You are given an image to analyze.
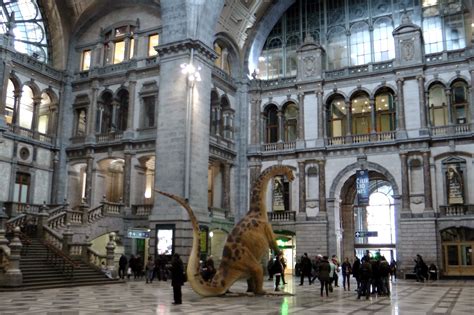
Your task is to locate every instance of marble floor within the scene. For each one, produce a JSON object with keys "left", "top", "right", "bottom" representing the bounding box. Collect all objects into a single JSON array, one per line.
[{"left": 0, "top": 277, "right": 473, "bottom": 315}]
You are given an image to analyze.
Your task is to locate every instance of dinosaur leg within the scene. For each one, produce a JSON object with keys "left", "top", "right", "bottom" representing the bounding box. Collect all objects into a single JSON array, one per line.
[
  {"left": 236, "top": 248, "right": 266, "bottom": 295},
  {"left": 246, "top": 278, "right": 255, "bottom": 292}
]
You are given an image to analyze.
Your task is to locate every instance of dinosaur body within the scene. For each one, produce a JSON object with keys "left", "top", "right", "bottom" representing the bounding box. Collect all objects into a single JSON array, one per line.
[{"left": 155, "top": 165, "right": 294, "bottom": 297}]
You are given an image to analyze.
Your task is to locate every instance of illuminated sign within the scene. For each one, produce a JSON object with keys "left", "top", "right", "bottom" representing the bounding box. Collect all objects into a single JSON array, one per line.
[{"left": 127, "top": 228, "right": 150, "bottom": 239}]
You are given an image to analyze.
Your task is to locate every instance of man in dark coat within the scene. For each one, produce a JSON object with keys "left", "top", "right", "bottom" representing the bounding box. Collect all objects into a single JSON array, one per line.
[
  {"left": 118, "top": 254, "right": 128, "bottom": 279},
  {"left": 358, "top": 257, "right": 372, "bottom": 300},
  {"left": 170, "top": 253, "right": 185, "bottom": 305},
  {"left": 318, "top": 256, "right": 331, "bottom": 297},
  {"left": 299, "top": 253, "right": 313, "bottom": 285}
]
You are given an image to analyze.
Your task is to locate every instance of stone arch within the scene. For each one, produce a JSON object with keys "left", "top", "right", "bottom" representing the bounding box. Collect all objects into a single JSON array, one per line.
[
  {"left": 323, "top": 91, "right": 348, "bottom": 105},
  {"left": 8, "top": 73, "right": 22, "bottom": 91},
  {"left": 214, "top": 32, "right": 242, "bottom": 77},
  {"left": 373, "top": 85, "right": 397, "bottom": 97},
  {"left": 263, "top": 102, "right": 279, "bottom": 112},
  {"left": 21, "top": 80, "right": 41, "bottom": 98},
  {"left": 40, "top": 88, "right": 59, "bottom": 104},
  {"left": 425, "top": 79, "right": 448, "bottom": 90},
  {"left": 448, "top": 75, "right": 470, "bottom": 87},
  {"left": 281, "top": 99, "right": 299, "bottom": 111},
  {"left": 348, "top": 88, "right": 371, "bottom": 100}
]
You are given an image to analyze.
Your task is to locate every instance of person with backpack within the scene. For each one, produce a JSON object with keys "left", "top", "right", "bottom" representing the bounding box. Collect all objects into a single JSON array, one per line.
[
  {"left": 357, "top": 256, "right": 372, "bottom": 300},
  {"left": 341, "top": 257, "right": 352, "bottom": 291},
  {"left": 379, "top": 256, "right": 391, "bottom": 295},
  {"left": 318, "top": 256, "right": 331, "bottom": 297}
]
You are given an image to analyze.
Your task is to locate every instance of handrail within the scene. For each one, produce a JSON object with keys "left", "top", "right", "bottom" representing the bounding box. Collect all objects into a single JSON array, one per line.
[
  {"left": 42, "top": 239, "right": 79, "bottom": 279},
  {"left": 86, "top": 247, "right": 107, "bottom": 268}
]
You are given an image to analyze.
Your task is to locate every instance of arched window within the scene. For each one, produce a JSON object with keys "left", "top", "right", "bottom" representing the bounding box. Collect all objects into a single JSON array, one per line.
[
  {"left": 351, "top": 93, "right": 371, "bottom": 135},
  {"left": 5, "top": 79, "right": 16, "bottom": 125},
  {"left": 451, "top": 81, "right": 469, "bottom": 124},
  {"left": 38, "top": 92, "right": 51, "bottom": 134},
  {"left": 285, "top": 35, "right": 299, "bottom": 77},
  {"left": 423, "top": 4, "right": 443, "bottom": 54},
  {"left": 327, "top": 26, "right": 348, "bottom": 70},
  {"left": 375, "top": 89, "right": 396, "bottom": 132},
  {"left": 265, "top": 38, "right": 283, "bottom": 79},
  {"left": 214, "top": 42, "right": 231, "bottom": 75},
  {"left": 428, "top": 84, "right": 448, "bottom": 126},
  {"left": 0, "top": 0, "right": 49, "bottom": 62},
  {"left": 265, "top": 105, "right": 279, "bottom": 143},
  {"left": 350, "top": 22, "right": 371, "bottom": 66},
  {"left": 220, "top": 96, "right": 234, "bottom": 140},
  {"left": 327, "top": 95, "right": 347, "bottom": 137},
  {"left": 97, "top": 92, "right": 113, "bottom": 133},
  {"left": 373, "top": 17, "right": 395, "bottom": 62},
  {"left": 19, "top": 85, "right": 34, "bottom": 129},
  {"left": 116, "top": 90, "right": 129, "bottom": 131},
  {"left": 13, "top": 172, "right": 30, "bottom": 203},
  {"left": 283, "top": 103, "right": 298, "bottom": 142},
  {"left": 102, "top": 25, "right": 136, "bottom": 65}
]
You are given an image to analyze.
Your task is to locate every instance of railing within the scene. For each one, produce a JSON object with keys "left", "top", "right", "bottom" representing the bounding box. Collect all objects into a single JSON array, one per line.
[
  {"left": 48, "top": 204, "right": 68, "bottom": 218},
  {"left": 259, "top": 76, "right": 297, "bottom": 89},
  {"left": 9, "top": 50, "right": 63, "bottom": 80},
  {"left": 375, "top": 131, "right": 397, "bottom": 141},
  {"left": 6, "top": 214, "right": 27, "bottom": 230},
  {"left": 212, "top": 66, "right": 235, "bottom": 85},
  {"left": 87, "top": 205, "right": 104, "bottom": 223},
  {"left": 131, "top": 204, "right": 153, "bottom": 216},
  {"left": 38, "top": 133, "right": 53, "bottom": 144},
  {"left": 70, "top": 135, "right": 86, "bottom": 144},
  {"left": 326, "top": 136, "right": 346, "bottom": 146},
  {"left": 43, "top": 239, "right": 78, "bottom": 279},
  {"left": 43, "top": 226, "right": 63, "bottom": 250},
  {"left": 431, "top": 124, "right": 471, "bottom": 136},
  {"left": 268, "top": 211, "right": 296, "bottom": 222},
  {"left": 47, "top": 212, "right": 67, "bottom": 229},
  {"left": 67, "top": 210, "right": 84, "bottom": 224},
  {"left": 103, "top": 201, "right": 123, "bottom": 215},
  {"left": 96, "top": 131, "right": 124, "bottom": 143},
  {"left": 97, "top": 59, "right": 137, "bottom": 75},
  {"left": 326, "top": 131, "right": 396, "bottom": 146},
  {"left": 3, "top": 202, "right": 43, "bottom": 217},
  {"left": 262, "top": 141, "right": 296, "bottom": 152},
  {"left": 352, "top": 134, "right": 370, "bottom": 143},
  {"left": 439, "top": 205, "right": 474, "bottom": 216},
  {"left": 87, "top": 247, "right": 107, "bottom": 267},
  {"left": 209, "top": 135, "right": 236, "bottom": 151}
]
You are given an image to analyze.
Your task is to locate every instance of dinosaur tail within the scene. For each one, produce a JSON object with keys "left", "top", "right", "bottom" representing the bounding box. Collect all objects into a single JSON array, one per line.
[{"left": 155, "top": 189, "right": 229, "bottom": 296}]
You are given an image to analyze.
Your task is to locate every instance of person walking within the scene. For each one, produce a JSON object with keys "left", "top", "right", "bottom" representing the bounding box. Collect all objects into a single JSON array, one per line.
[
  {"left": 341, "top": 257, "right": 352, "bottom": 291},
  {"left": 299, "top": 253, "right": 312, "bottom": 285},
  {"left": 311, "top": 255, "right": 322, "bottom": 284},
  {"left": 280, "top": 254, "right": 287, "bottom": 285},
  {"left": 352, "top": 256, "right": 361, "bottom": 291},
  {"left": 358, "top": 257, "right": 372, "bottom": 300},
  {"left": 318, "top": 256, "right": 331, "bottom": 297},
  {"left": 271, "top": 253, "right": 284, "bottom": 291},
  {"left": 331, "top": 255, "right": 340, "bottom": 287},
  {"left": 145, "top": 256, "right": 155, "bottom": 283},
  {"left": 170, "top": 253, "right": 185, "bottom": 305},
  {"left": 118, "top": 254, "right": 127, "bottom": 280}
]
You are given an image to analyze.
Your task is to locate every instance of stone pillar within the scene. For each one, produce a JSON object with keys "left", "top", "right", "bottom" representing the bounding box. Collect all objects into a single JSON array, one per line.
[
  {"left": 106, "top": 232, "right": 117, "bottom": 278},
  {"left": 277, "top": 110, "right": 284, "bottom": 142},
  {"left": 4, "top": 227, "right": 22, "bottom": 287},
  {"left": 470, "top": 70, "right": 474, "bottom": 124},
  {"left": 396, "top": 78, "right": 406, "bottom": 131},
  {"left": 346, "top": 101, "right": 352, "bottom": 136},
  {"left": 260, "top": 111, "right": 265, "bottom": 144},
  {"left": 31, "top": 96, "right": 42, "bottom": 137},
  {"left": 317, "top": 90, "right": 325, "bottom": 139},
  {"left": 298, "top": 161, "right": 306, "bottom": 213},
  {"left": 85, "top": 151, "right": 94, "bottom": 206},
  {"left": 445, "top": 89, "right": 453, "bottom": 125},
  {"left": 215, "top": 105, "right": 221, "bottom": 137},
  {"left": 12, "top": 91, "right": 21, "bottom": 127},
  {"left": 425, "top": 91, "right": 431, "bottom": 127},
  {"left": 422, "top": 151, "right": 433, "bottom": 212},
  {"left": 124, "top": 36, "right": 131, "bottom": 62},
  {"left": 123, "top": 149, "right": 132, "bottom": 207},
  {"left": 222, "top": 162, "right": 231, "bottom": 212},
  {"left": 125, "top": 74, "right": 136, "bottom": 138},
  {"left": 36, "top": 208, "right": 49, "bottom": 238},
  {"left": 62, "top": 224, "right": 73, "bottom": 255},
  {"left": 82, "top": 235, "right": 92, "bottom": 263},
  {"left": 111, "top": 100, "right": 119, "bottom": 132},
  {"left": 417, "top": 75, "right": 427, "bottom": 129},
  {"left": 86, "top": 80, "right": 99, "bottom": 141},
  {"left": 250, "top": 96, "right": 261, "bottom": 144},
  {"left": 400, "top": 153, "right": 410, "bottom": 213},
  {"left": 318, "top": 160, "right": 327, "bottom": 214},
  {"left": 297, "top": 92, "right": 305, "bottom": 140},
  {"left": 0, "top": 57, "right": 13, "bottom": 129},
  {"left": 370, "top": 98, "right": 376, "bottom": 133}
]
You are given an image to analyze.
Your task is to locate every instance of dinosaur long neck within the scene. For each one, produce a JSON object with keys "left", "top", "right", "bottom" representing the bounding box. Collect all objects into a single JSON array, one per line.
[
  {"left": 155, "top": 190, "right": 231, "bottom": 296},
  {"left": 249, "top": 171, "right": 273, "bottom": 216}
]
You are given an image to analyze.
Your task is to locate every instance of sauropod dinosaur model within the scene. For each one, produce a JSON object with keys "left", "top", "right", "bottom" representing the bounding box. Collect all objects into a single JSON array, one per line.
[{"left": 155, "top": 164, "right": 295, "bottom": 297}]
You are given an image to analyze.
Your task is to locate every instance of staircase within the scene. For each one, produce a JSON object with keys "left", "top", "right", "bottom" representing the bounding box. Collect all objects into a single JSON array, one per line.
[{"left": 12, "top": 237, "right": 121, "bottom": 290}]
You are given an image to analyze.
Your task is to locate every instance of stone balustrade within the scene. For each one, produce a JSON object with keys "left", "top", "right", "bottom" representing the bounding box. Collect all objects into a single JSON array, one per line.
[{"left": 268, "top": 211, "right": 296, "bottom": 222}]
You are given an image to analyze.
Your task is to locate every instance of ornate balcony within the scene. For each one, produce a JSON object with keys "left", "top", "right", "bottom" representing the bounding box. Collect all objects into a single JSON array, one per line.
[
  {"left": 262, "top": 141, "right": 296, "bottom": 152},
  {"left": 326, "top": 131, "right": 396, "bottom": 146},
  {"left": 431, "top": 124, "right": 471, "bottom": 137},
  {"left": 268, "top": 211, "right": 296, "bottom": 222},
  {"left": 439, "top": 205, "right": 474, "bottom": 217},
  {"left": 96, "top": 131, "right": 123, "bottom": 143}
]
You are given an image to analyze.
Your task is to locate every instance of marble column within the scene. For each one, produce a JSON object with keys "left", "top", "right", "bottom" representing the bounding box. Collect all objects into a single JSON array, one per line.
[
  {"left": 297, "top": 93, "right": 305, "bottom": 140},
  {"left": 298, "top": 161, "right": 306, "bottom": 213},
  {"left": 470, "top": 70, "right": 474, "bottom": 124},
  {"left": 417, "top": 75, "right": 427, "bottom": 129},
  {"left": 318, "top": 160, "right": 326, "bottom": 214},
  {"left": 425, "top": 91, "right": 431, "bottom": 127},
  {"left": 86, "top": 80, "right": 99, "bottom": 140},
  {"left": 346, "top": 101, "right": 352, "bottom": 136},
  {"left": 123, "top": 149, "right": 132, "bottom": 207},
  {"left": 422, "top": 151, "right": 433, "bottom": 211},
  {"left": 12, "top": 91, "right": 21, "bottom": 128},
  {"left": 400, "top": 153, "right": 410, "bottom": 212},
  {"left": 32, "top": 96, "right": 42, "bottom": 137},
  {"left": 215, "top": 105, "right": 221, "bottom": 137},
  {"left": 396, "top": 78, "right": 406, "bottom": 130},
  {"left": 260, "top": 111, "right": 265, "bottom": 144},
  {"left": 370, "top": 98, "right": 376, "bottom": 133},
  {"left": 445, "top": 89, "right": 453, "bottom": 125},
  {"left": 222, "top": 162, "right": 231, "bottom": 211},
  {"left": 125, "top": 75, "right": 136, "bottom": 137},
  {"left": 250, "top": 96, "right": 261, "bottom": 144},
  {"left": 317, "top": 90, "right": 325, "bottom": 139},
  {"left": 0, "top": 60, "right": 13, "bottom": 129},
  {"left": 277, "top": 110, "right": 284, "bottom": 142},
  {"left": 85, "top": 150, "right": 94, "bottom": 206}
]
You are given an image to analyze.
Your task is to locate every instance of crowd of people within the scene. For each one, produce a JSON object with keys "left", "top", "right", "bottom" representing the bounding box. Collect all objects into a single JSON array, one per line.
[{"left": 281, "top": 251, "right": 399, "bottom": 299}]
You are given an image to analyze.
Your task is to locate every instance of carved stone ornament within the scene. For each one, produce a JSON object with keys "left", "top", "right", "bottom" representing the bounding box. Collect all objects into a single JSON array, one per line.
[
  {"left": 303, "top": 56, "right": 316, "bottom": 77},
  {"left": 402, "top": 40, "right": 414, "bottom": 61}
]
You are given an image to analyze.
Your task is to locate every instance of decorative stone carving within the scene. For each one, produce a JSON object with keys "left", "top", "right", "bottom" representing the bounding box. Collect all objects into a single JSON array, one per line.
[
  {"left": 392, "top": 13, "right": 424, "bottom": 67},
  {"left": 296, "top": 35, "right": 325, "bottom": 82},
  {"left": 402, "top": 40, "right": 415, "bottom": 61}
]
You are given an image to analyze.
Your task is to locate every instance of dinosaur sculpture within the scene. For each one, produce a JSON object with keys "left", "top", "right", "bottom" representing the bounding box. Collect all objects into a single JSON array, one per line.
[{"left": 155, "top": 164, "right": 294, "bottom": 296}]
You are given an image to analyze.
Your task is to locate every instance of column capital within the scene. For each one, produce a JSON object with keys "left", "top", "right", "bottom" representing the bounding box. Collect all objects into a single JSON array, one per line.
[
  {"left": 156, "top": 39, "right": 218, "bottom": 63},
  {"left": 416, "top": 75, "right": 425, "bottom": 81}
]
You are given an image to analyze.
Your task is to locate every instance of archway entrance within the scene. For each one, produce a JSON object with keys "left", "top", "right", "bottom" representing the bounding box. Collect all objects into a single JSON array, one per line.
[{"left": 340, "top": 171, "right": 398, "bottom": 261}]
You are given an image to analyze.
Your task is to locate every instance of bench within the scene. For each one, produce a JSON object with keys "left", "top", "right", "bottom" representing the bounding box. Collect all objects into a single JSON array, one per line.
[{"left": 404, "top": 272, "right": 417, "bottom": 280}]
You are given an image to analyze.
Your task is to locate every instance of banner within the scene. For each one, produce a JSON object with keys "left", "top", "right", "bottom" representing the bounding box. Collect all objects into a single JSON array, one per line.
[{"left": 356, "top": 169, "right": 369, "bottom": 205}]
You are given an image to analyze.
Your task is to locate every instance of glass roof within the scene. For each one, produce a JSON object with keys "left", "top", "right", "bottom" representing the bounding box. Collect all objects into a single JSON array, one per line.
[{"left": 0, "top": 0, "right": 48, "bottom": 62}]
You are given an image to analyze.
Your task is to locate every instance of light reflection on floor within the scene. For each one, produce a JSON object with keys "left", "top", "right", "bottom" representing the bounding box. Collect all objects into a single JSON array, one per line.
[{"left": 0, "top": 277, "right": 473, "bottom": 314}]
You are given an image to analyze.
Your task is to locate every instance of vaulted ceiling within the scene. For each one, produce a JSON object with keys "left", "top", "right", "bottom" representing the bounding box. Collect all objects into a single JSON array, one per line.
[{"left": 40, "top": 0, "right": 277, "bottom": 68}]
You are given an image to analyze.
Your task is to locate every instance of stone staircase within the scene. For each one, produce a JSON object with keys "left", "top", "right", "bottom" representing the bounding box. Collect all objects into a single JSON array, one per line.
[{"left": 12, "top": 237, "right": 121, "bottom": 290}]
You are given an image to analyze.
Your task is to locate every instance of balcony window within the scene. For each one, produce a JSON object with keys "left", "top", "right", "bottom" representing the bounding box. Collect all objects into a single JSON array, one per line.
[
  {"left": 148, "top": 34, "right": 159, "bottom": 56},
  {"left": 283, "top": 103, "right": 298, "bottom": 142},
  {"left": 81, "top": 50, "right": 91, "bottom": 71},
  {"left": 142, "top": 96, "right": 155, "bottom": 128},
  {"left": 328, "top": 96, "right": 347, "bottom": 137},
  {"left": 113, "top": 40, "right": 126, "bottom": 64},
  {"left": 428, "top": 84, "right": 448, "bottom": 126},
  {"left": 265, "top": 105, "right": 279, "bottom": 143},
  {"left": 375, "top": 91, "right": 396, "bottom": 132},
  {"left": 19, "top": 85, "right": 34, "bottom": 129},
  {"left": 451, "top": 81, "right": 469, "bottom": 124},
  {"left": 5, "top": 79, "right": 16, "bottom": 125},
  {"left": 351, "top": 93, "right": 371, "bottom": 135}
]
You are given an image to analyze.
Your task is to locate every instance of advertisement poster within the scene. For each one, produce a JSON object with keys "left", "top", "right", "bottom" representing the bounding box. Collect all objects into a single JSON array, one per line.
[
  {"left": 356, "top": 169, "right": 369, "bottom": 205},
  {"left": 156, "top": 225, "right": 174, "bottom": 256}
]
